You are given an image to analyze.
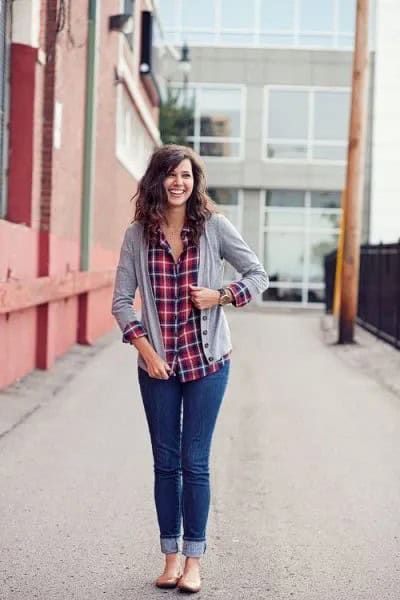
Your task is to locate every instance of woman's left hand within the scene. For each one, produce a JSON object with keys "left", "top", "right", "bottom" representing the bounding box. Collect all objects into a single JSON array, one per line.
[{"left": 189, "top": 285, "right": 220, "bottom": 310}]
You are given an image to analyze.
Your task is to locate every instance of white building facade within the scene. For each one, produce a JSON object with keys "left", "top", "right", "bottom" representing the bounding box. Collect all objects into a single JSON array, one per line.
[
  {"left": 156, "top": 0, "right": 392, "bottom": 305},
  {"left": 369, "top": 0, "right": 400, "bottom": 244}
]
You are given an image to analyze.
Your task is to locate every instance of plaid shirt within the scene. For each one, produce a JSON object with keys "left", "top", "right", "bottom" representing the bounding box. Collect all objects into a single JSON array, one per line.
[{"left": 123, "top": 224, "right": 251, "bottom": 382}]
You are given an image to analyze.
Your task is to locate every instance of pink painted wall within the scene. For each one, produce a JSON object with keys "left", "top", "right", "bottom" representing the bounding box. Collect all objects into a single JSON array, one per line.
[
  {"left": 0, "top": 221, "right": 39, "bottom": 388},
  {"left": 1, "top": 0, "right": 159, "bottom": 390}
]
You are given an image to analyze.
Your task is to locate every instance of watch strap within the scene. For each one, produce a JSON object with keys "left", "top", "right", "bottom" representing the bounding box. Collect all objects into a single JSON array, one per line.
[{"left": 218, "top": 287, "right": 231, "bottom": 306}]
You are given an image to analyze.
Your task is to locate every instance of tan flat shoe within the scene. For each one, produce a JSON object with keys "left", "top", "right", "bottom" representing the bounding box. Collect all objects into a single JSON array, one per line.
[
  {"left": 155, "top": 571, "right": 182, "bottom": 589},
  {"left": 177, "top": 574, "right": 202, "bottom": 594}
]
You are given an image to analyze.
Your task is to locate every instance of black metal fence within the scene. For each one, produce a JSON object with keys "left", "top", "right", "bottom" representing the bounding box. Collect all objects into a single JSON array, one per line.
[{"left": 324, "top": 242, "right": 400, "bottom": 349}]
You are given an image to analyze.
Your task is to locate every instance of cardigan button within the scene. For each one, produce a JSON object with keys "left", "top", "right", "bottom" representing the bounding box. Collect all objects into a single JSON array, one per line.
[
  {"left": 202, "top": 315, "right": 207, "bottom": 320},
  {"left": 205, "top": 343, "right": 209, "bottom": 348},
  {"left": 208, "top": 357, "right": 213, "bottom": 362},
  {"left": 203, "top": 330, "right": 208, "bottom": 335}
]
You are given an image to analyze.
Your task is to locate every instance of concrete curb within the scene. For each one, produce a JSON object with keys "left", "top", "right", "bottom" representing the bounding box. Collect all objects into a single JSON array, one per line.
[{"left": 321, "top": 314, "right": 400, "bottom": 400}]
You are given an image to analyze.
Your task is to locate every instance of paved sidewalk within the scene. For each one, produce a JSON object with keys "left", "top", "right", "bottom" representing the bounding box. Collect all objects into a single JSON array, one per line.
[{"left": 1, "top": 310, "right": 400, "bottom": 599}]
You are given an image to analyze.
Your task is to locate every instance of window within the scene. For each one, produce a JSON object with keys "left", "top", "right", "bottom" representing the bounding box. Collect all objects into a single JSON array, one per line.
[
  {"left": 155, "top": 0, "right": 357, "bottom": 49},
  {"left": 299, "top": 0, "right": 335, "bottom": 46},
  {"left": 208, "top": 188, "right": 242, "bottom": 228},
  {"left": 337, "top": 0, "right": 357, "bottom": 47},
  {"left": 262, "top": 190, "right": 342, "bottom": 304},
  {"left": 172, "top": 84, "right": 244, "bottom": 159},
  {"left": 156, "top": 0, "right": 176, "bottom": 30},
  {"left": 260, "top": 0, "right": 295, "bottom": 31},
  {"left": 182, "top": 0, "right": 214, "bottom": 29},
  {"left": 259, "top": 0, "right": 295, "bottom": 45},
  {"left": 116, "top": 87, "right": 155, "bottom": 179},
  {"left": 219, "top": 0, "right": 255, "bottom": 44},
  {"left": 208, "top": 188, "right": 243, "bottom": 283},
  {"left": 264, "top": 86, "right": 350, "bottom": 163}
]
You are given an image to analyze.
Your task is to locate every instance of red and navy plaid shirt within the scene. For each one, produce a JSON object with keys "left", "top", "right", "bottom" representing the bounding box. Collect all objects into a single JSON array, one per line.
[{"left": 123, "top": 224, "right": 251, "bottom": 382}]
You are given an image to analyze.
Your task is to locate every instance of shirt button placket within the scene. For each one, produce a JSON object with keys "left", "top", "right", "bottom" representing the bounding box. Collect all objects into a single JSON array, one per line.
[
  {"left": 201, "top": 312, "right": 211, "bottom": 361},
  {"left": 174, "top": 264, "right": 179, "bottom": 356}
]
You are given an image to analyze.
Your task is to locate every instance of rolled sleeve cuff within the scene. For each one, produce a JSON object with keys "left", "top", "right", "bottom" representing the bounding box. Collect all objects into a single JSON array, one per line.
[
  {"left": 227, "top": 281, "right": 252, "bottom": 308},
  {"left": 122, "top": 320, "right": 147, "bottom": 343}
]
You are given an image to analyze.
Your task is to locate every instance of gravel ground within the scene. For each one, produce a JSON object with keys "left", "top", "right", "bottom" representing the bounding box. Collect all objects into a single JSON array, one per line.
[{"left": 321, "top": 314, "right": 400, "bottom": 399}]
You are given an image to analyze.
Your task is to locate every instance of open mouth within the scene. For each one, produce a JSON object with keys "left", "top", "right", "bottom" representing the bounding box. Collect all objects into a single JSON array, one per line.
[{"left": 169, "top": 189, "right": 185, "bottom": 197}]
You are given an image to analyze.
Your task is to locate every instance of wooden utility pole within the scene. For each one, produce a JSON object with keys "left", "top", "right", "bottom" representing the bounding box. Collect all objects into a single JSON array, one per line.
[
  {"left": 333, "top": 190, "right": 346, "bottom": 317},
  {"left": 338, "top": 0, "right": 370, "bottom": 344}
]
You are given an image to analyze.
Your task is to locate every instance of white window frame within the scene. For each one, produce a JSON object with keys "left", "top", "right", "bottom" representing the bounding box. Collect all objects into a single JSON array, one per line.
[
  {"left": 171, "top": 82, "right": 246, "bottom": 161},
  {"left": 115, "top": 1, "right": 161, "bottom": 178},
  {"left": 209, "top": 187, "right": 244, "bottom": 231},
  {"left": 155, "top": 0, "right": 357, "bottom": 50},
  {"left": 115, "top": 85, "right": 155, "bottom": 180},
  {"left": 259, "top": 189, "right": 342, "bottom": 307},
  {"left": 262, "top": 85, "right": 350, "bottom": 166}
]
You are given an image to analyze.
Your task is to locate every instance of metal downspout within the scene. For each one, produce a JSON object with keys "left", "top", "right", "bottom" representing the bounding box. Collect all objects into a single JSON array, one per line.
[
  {"left": 80, "top": 0, "right": 99, "bottom": 271},
  {"left": 78, "top": 0, "right": 99, "bottom": 344}
]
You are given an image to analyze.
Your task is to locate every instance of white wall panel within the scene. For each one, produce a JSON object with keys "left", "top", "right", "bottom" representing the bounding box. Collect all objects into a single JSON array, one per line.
[
  {"left": 370, "top": 0, "right": 400, "bottom": 242},
  {"left": 12, "top": 0, "right": 40, "bottom": 47}
]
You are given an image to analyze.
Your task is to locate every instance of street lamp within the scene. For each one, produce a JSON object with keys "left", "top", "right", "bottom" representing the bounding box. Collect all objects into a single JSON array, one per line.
[
  {"left": 179, "top": 43, "right": 191, "bottom": 77},
  {"left": 178, "top": 43, "right": 191, "bottom": 106}
]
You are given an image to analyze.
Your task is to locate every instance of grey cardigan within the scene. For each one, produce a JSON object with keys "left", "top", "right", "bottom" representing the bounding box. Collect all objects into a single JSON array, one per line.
[{"left": 111, "top": 213, "right": 269, "bottom": 372}]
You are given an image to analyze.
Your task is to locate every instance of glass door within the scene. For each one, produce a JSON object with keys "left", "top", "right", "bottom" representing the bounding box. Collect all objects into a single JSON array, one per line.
[{"left": 262, "top": 190, "right": 341, "bottom": 305}]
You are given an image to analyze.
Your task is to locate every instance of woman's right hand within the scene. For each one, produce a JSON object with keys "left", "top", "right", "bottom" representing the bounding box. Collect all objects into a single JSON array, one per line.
[
  {"left": 129, "top": 335, "right": 171, "bottom": 379},
  {"left": 144, "top": 353, "right": 171, "bottom": 380}
]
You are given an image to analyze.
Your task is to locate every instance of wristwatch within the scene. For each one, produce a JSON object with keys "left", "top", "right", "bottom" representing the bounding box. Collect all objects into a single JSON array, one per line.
[{"left": 218, "top": 287, "right": 232, "bottom": 306}]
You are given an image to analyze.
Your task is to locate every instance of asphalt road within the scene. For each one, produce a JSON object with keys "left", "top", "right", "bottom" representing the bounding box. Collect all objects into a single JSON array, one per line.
[{"left": 1, "top": 311, "right": 400, "bottom": 599}]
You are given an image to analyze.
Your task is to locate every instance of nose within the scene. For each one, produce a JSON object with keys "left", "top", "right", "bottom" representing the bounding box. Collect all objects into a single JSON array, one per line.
[{"left": 175, "top": 174, "right": 184, "bottom": 186}]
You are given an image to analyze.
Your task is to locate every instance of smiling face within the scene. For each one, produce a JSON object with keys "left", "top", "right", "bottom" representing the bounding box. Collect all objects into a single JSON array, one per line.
[{"left": 163, "top": 158, "right": 194, "bottom": 209}]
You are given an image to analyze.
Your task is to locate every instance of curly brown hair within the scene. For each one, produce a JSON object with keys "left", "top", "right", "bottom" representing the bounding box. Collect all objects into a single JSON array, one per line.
[{"left": 133, "top": 144, "right": 216, "bottom": 244}]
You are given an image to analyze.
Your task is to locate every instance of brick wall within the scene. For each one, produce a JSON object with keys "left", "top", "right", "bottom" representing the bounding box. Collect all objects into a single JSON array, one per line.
[{"left": 1, "top": 0, "right": 161, "bottom": 388}]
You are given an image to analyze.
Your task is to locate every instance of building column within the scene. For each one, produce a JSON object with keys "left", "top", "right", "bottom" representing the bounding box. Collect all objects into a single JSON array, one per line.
[
  {"left": 36, "top": 0, "right": 58, "bottom": 369},
  {"left": 7, "top": 0, "right": 41, "bottom": 225}
]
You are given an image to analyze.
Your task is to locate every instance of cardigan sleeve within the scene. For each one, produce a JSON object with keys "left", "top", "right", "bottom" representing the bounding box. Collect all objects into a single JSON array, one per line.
[
  {"left": 111, "top": 227, "right": 148, "bottom": 340},
  {"left": 218, "top": 214, "right": 269, "bottom": 303}
]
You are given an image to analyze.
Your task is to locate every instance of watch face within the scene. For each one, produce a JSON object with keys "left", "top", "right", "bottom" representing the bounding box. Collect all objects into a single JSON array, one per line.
[
  {"left": 221, "top": 292, "right": 230, "bottom": 305},
  {"left": 218, "top": 288, "right": 230, "bottom": 306}
]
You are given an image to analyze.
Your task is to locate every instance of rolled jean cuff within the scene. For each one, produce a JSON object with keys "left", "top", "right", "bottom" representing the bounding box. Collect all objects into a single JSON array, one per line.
[
  {"left": 182, "top": 539, "right": 206, "bottom": 557},
  {"left": 160, "top": 536, "right": 180, "bottom": 554}
]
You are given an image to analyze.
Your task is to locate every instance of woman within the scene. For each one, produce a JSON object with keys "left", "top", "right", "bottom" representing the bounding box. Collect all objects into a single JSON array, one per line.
[{"left": 112, "top": 145, "right": 268, "bottom": 593}]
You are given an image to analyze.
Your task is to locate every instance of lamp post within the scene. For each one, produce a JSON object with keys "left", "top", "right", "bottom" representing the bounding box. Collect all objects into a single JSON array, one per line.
[
  {"left": 178, "top": 42, "right": 191, "bottom": 106},
  {"left": 158, "top": 42, "right": 192, "bottom": 146}
]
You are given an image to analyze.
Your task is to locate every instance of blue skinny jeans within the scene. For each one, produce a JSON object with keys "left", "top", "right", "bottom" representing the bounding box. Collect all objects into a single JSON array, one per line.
[{"left": 138, "top": 361, "right": 230, "bottom": 558}]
